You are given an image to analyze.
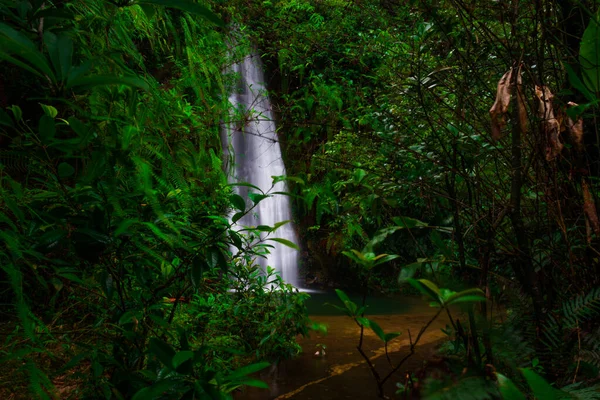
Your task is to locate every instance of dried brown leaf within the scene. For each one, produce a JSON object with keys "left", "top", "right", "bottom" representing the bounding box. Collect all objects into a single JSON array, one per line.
[
  {"left": 489, "top": 69, "right": 514, "bottom": 141},
  {"left": 516, "top": 66, "right": 528, "bottom": 134},
  {"left": 535, "top": 85, "right": 563, "bottom": 161},
  {"left": 566, "top": 101, "right": 584, "bottom": 153},
  {"left": 582, "top": 179, "right": 600, "bottom": 235}
]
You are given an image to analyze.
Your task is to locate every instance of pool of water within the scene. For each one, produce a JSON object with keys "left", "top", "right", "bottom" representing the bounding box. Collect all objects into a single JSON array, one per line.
[{"left": 233, "top": 292, "right": 453, "bottom": 399}]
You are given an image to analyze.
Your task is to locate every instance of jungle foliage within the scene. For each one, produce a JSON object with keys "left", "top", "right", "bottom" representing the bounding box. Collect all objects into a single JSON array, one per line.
[
  {"left": 3, "top": 0, "right": 600, "bottom": 399},
  {"left": 0, "top": 1, "right": 310, "bottom": 399},
  {"left": 238, "top": 0, "right": 600, "bottom": 398}
]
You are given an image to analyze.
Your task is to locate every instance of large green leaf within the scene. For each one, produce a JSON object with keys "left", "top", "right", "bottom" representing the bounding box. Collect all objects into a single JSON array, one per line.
[
  {"left": 580, "top": 13, "right": 600, "bottom": 93},
  {"left": 0, "top": 23, "right": 56, "bottom": 81},
  {"left": 230, "top": 194, "right": 246, "bottom": 212},
  {"left": 496, "top": 373, "right": 526, "bottom": 400},
  {"left": 137, "top": 0, "right": 224, "bottom": 26},
  {"left": 132, "top": 380, "right": 179, "bottom": 400},
  {"left": 565, "top": 63, "right": 596, "bottom": 102},
  {"left": 44, "top": 32, "right": 73, "bottom": 82},
  {"left": 520, "top": 368, "right": 565, "bottom": 400},
  {"left": 148, "top": 338, "right": 176, "bottom": 370},
  {"left": 172, "top": 351, "right": 194, "bottom": 369}
]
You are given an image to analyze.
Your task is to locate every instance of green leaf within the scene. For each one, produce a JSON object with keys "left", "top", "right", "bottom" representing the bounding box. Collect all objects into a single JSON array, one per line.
[
  {"left": 57, "top": 162, "right": 74, "bottom": 178},
  {"left": 354, "top": 168, "right": 366, "bottom": 183},
  {"left": 239, "top": 379, "right": 269, "bottom": 389},
  {"left": 9, "top": 105, "right": 22, "bottom": 122},
  {"left": 341, "top": 250, "right": 363, "bottom": 265},
  {"left": 408, "top": 279, "right": 441, "bottom": 303},
  {"left": 229, "top": 182, "right": 264, "bottom": 193},
  {"left": 384, "top": 332, "right": 401, "bottom": 342},
  {"left": 368, "top": 319, "right": 386, "bottom": 341},
  {"left": 230, "top": 194, "right": 246, "bottom": 212},
  {"left": 224, "top": 362, "right": 270, "bottom": 380},
  {"left": 232, "top": 211, "right": 244, "bottom": 223},
  {"left": 267, "top": 238, "right": 299, "bottom": 251},
  {"left": 132, "top": 380, "right": 178, "bottom": 400},
  {"left": 39, "top": 104, "right": 58, "bottom": 118},
  {"left": 248, "top": 192, "right": 270, "bottom": 204},
  {"left": 398, "top": 262, "right": 421, "bottom": 284},
  {"left": 0, "top": 23, "right": 56, "bottom": 81},
  {"left": 137, "top": 0, "right": 224, "bottom": 26},
  {"left": 520, "top": 368, "right": 562, "bottom": 400},
  {"left": 39, "top": 115, "right": 56, "bottom": 143},
  {"left": 334, "top": 289, "right": 357, "bottom": 315},
  {"left": 580, "top": 13, "right": 600, "bottom": 93},
  {"left": 496, "top": 373, "right": 526, "bottom": 400},
  {"left": 172, "top": 351, "right": 194, "bottom": 369},
  {"left": 392, "top": 216, "right": 428, "bottom": 229},
  {"left": 272, "top": 220, "right": 290, "bottom": 230},
  {"left": 44, "top": 32, "right": 73, "bottom": 82},
  {"left": 148, "top": 338, "right": 176, "bottom": 370},
  {"left": 373, "top": 254, "right": 400, "bottom": 266},
  {"left": 0, "top": 108, "right": 13, "bottom": 128},
  {"left": 191, "top": 257, "right": 205, "bottom": 288},
  {"left": 445, "top": 288, "right": 486, "bottom": 305},
  {"left": 565, "top": 63, "right": 596, "bottom": 102}
]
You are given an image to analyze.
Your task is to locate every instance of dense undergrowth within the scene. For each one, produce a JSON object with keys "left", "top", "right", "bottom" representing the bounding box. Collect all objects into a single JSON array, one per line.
[
  {"left": 0, "top": 1, "right": 310, "bottom": 399},
  {"left": 2, "top": 0, "right": 600, "bottom": 399}
]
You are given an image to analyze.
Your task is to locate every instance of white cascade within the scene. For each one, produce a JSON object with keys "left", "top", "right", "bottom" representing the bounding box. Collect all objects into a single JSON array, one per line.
[{"left": 223, "top": 52, "right": 299, "bottom": 287}]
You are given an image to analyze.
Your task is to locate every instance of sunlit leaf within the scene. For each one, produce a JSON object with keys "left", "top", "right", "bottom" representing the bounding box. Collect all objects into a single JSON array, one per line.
[
  {"left": 267, "top": 238, "right": 299, "bottom": 250},
  {"left": 408, "top": 279, "right": 441, "bottom": 304},
  {"left": 496, "top": 373, "right": 526, "bottom": 400},
  {"left": 368, "top": 319, "right": 386, "bottom": 341}
]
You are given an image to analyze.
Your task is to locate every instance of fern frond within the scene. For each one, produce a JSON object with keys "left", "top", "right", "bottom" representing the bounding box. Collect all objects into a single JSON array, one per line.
[
  {"left": 563, "top": 287, "right": 600, "bottom": 328},
  {"left": 561, "top": 382, "right": 600, "bottom": 399}
]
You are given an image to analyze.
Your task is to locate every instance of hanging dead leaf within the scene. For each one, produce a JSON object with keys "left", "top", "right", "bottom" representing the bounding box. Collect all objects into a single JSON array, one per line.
[
  {"left": 489, "top": 69, "right": 514, "bottom": 141},
  {"left": 582, "top": 179, "right": 600, "bottom": 235},
  {"left": 515, "top": 66, "right": 528, "bottom": 134},
  {"left": 535, "top": 85, "right": 562, "bottom": 161},
  {"left": 566, "top": 102, "right": 584, "bottom": 153}
]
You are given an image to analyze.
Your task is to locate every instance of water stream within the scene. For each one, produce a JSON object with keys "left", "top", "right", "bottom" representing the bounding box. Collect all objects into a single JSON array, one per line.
[{"left": 223, "top": 52, "right": 299, "bottom": 286}]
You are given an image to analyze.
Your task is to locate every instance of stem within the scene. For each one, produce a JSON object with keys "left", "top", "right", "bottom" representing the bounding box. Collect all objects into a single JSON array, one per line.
[{"left": 380, "top": 307, "right": 444, "bottom": 386}]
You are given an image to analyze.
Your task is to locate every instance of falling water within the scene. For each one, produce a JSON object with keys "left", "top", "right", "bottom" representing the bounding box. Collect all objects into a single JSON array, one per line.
[{"left": 222, "top": 52, "right": 299, "bottom": 287}]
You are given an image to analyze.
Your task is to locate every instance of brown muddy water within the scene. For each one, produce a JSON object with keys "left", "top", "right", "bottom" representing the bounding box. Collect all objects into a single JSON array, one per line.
[{"left": 234, "top": 293, "right": 458, "bottom": 400}]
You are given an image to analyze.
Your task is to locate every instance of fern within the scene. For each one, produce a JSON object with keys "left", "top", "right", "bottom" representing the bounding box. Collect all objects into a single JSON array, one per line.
[
  {"left": 561, "top": 382, "right": 600, "bottom": 399},
  {"left": 563, "top": 287, "right": 600, "bottom": 328}
]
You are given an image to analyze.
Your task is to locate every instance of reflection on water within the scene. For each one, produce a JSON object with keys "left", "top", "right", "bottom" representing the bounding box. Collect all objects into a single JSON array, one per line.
[{"left": 233, "top": 293, "right": 453, "bottom": 400}]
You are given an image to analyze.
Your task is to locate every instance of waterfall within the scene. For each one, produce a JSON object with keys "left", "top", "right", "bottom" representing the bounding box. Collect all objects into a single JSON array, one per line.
[{"left": 223, "top": 52, "right": 300, "bottom": 287}]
